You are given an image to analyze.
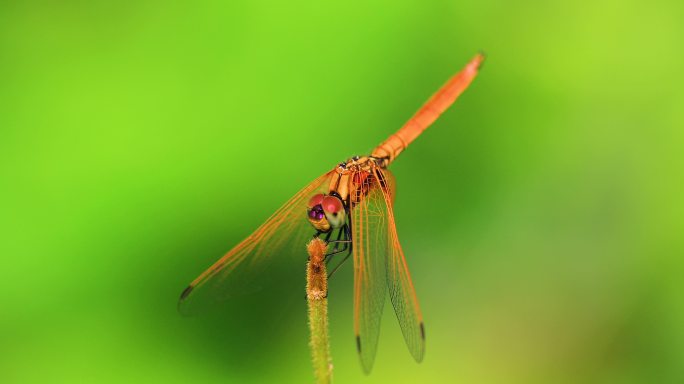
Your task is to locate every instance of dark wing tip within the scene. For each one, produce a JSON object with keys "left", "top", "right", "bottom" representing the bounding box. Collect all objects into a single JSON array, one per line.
[
  {"left": 177, "top": 285, "right": 194, "bottom": 315},
  {"left": 411, "top": 322, "right": 426, "bottom": 363},
  {"left": 180, "top": 285, "right": 194, "bottom": 300},
  {"left": 356, "top": 335, "right": 362, "bottom": 353},
  {"left": 356, "top": 334, "right": 375, "bottom": 375}
]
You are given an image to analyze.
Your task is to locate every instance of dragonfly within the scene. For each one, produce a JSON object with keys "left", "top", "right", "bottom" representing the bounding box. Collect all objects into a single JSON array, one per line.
[{"left": 179, "top": 53, "right": 484, "bottom": 373}]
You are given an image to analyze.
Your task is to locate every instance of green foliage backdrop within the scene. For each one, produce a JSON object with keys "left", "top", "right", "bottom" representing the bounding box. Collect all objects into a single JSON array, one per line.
[{"left": 1, "top": 1, "right": 682, "bottom": 383}]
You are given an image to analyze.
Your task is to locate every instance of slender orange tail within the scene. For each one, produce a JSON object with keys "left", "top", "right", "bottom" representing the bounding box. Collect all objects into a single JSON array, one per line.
[{"left": 372, "top": 53, "right": 485, "bottom": 165}]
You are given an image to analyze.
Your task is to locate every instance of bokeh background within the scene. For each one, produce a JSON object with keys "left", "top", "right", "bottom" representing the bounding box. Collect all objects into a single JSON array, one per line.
[{"left": 1, "top": 1, "right": 683, "bottom": 383}]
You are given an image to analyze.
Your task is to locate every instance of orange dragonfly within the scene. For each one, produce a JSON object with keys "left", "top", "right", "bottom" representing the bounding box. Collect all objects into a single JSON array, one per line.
[{"left": 179, "top": 53, "right": 484, "bottom": 373}]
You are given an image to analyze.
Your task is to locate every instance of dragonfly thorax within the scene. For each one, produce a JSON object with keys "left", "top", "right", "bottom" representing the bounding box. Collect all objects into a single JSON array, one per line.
[
  {"left": 337, "top": 155, "right": 386, "bottom": 173},
  {"left": 328, "top": 155, "right": 386, "bottom": 206}
]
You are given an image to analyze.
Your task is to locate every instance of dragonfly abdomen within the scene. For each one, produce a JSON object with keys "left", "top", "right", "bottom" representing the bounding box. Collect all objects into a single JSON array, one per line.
[{"left": 371, "top": 53, "right": 485, "bottom": 166}]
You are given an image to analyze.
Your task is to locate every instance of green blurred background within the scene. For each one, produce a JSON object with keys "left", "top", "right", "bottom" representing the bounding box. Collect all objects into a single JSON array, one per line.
[{"left": 1, "top": 1, "right": 683, "bottom": 383}]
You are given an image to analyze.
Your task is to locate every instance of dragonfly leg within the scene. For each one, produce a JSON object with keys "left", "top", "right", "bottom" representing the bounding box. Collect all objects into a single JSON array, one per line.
[
  {"left": 325, "top": 225, "right": 350, "bottom": 260},
  {"left": 327, "top": 250, "right": 352, "bottom": 279},
  {"left": 325, "top": 243, "right": 349, "bottom": 262},
  {"left": 324, "top": 247, "right": 348, "bottom": 260},
  {"left": 330, "top": 226, "right": 344, "bottom": 253},
  {"left": 325, "top": 223, "right": 353, "bottom": 278}
]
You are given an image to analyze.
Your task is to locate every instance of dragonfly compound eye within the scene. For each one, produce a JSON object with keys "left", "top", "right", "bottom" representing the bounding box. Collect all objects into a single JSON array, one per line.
[
  {"left": 308, "top": 205, "right": 325, "bottom": 221},
  {"left": 307, "top": 193, "right": 331, "bottom": 232},
  {"left": 308, "top": 193, "right": 325, "bottom": 208},
  {"left": 322, "top": 195, "right": 346, "bottom": 229}
]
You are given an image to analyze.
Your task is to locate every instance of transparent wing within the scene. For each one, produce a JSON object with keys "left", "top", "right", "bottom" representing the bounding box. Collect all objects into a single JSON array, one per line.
[
  {"left": 375, "top": 167, "right": 425, "bottom": 363},
  {"left": 178, "top": 171, "right": 334, "bottom": 315},
  {"left": 352, "top": 170, "right": 389, "bottom": 374}
]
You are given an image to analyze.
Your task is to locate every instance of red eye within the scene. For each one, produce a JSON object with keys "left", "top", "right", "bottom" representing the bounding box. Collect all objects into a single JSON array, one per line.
[
  {"left": 308, "top": 193, "right": 324, "bottom": 208},
  {"left": 322, "top": 196, "right": 343, "bottom": 214}
]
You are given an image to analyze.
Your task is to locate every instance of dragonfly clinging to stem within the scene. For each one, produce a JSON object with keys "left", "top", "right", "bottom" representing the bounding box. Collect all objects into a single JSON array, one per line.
[{"left": 179, "top": 53, "right": 484, "bottom": 373}]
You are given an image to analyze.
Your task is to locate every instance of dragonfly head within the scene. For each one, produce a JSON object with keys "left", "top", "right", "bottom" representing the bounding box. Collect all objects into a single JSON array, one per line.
[{"left": 307, "top": 193, "right": 346, "bottom": 232}]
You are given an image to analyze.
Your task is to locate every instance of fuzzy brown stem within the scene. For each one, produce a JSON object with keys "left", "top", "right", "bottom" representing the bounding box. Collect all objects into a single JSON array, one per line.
[{"left": 306, "top": 238, "right": 332, "bottom": 384}]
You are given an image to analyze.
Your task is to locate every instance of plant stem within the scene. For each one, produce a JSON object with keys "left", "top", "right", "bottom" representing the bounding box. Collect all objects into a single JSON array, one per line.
[{"left": 306, "top": 238, "right": 332, "bottom": 384}]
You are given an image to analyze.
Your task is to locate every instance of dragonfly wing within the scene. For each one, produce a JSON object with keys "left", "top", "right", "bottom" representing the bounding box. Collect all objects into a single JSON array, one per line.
[
  {"left": 178, "top": 171, "right": 334, "bottom": 315},
  {"left": 375, "top": 167, "right": 426, "bottom": 362},
  {"left": 352, "top": 171, "right": 389, "bottom": 374}
]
